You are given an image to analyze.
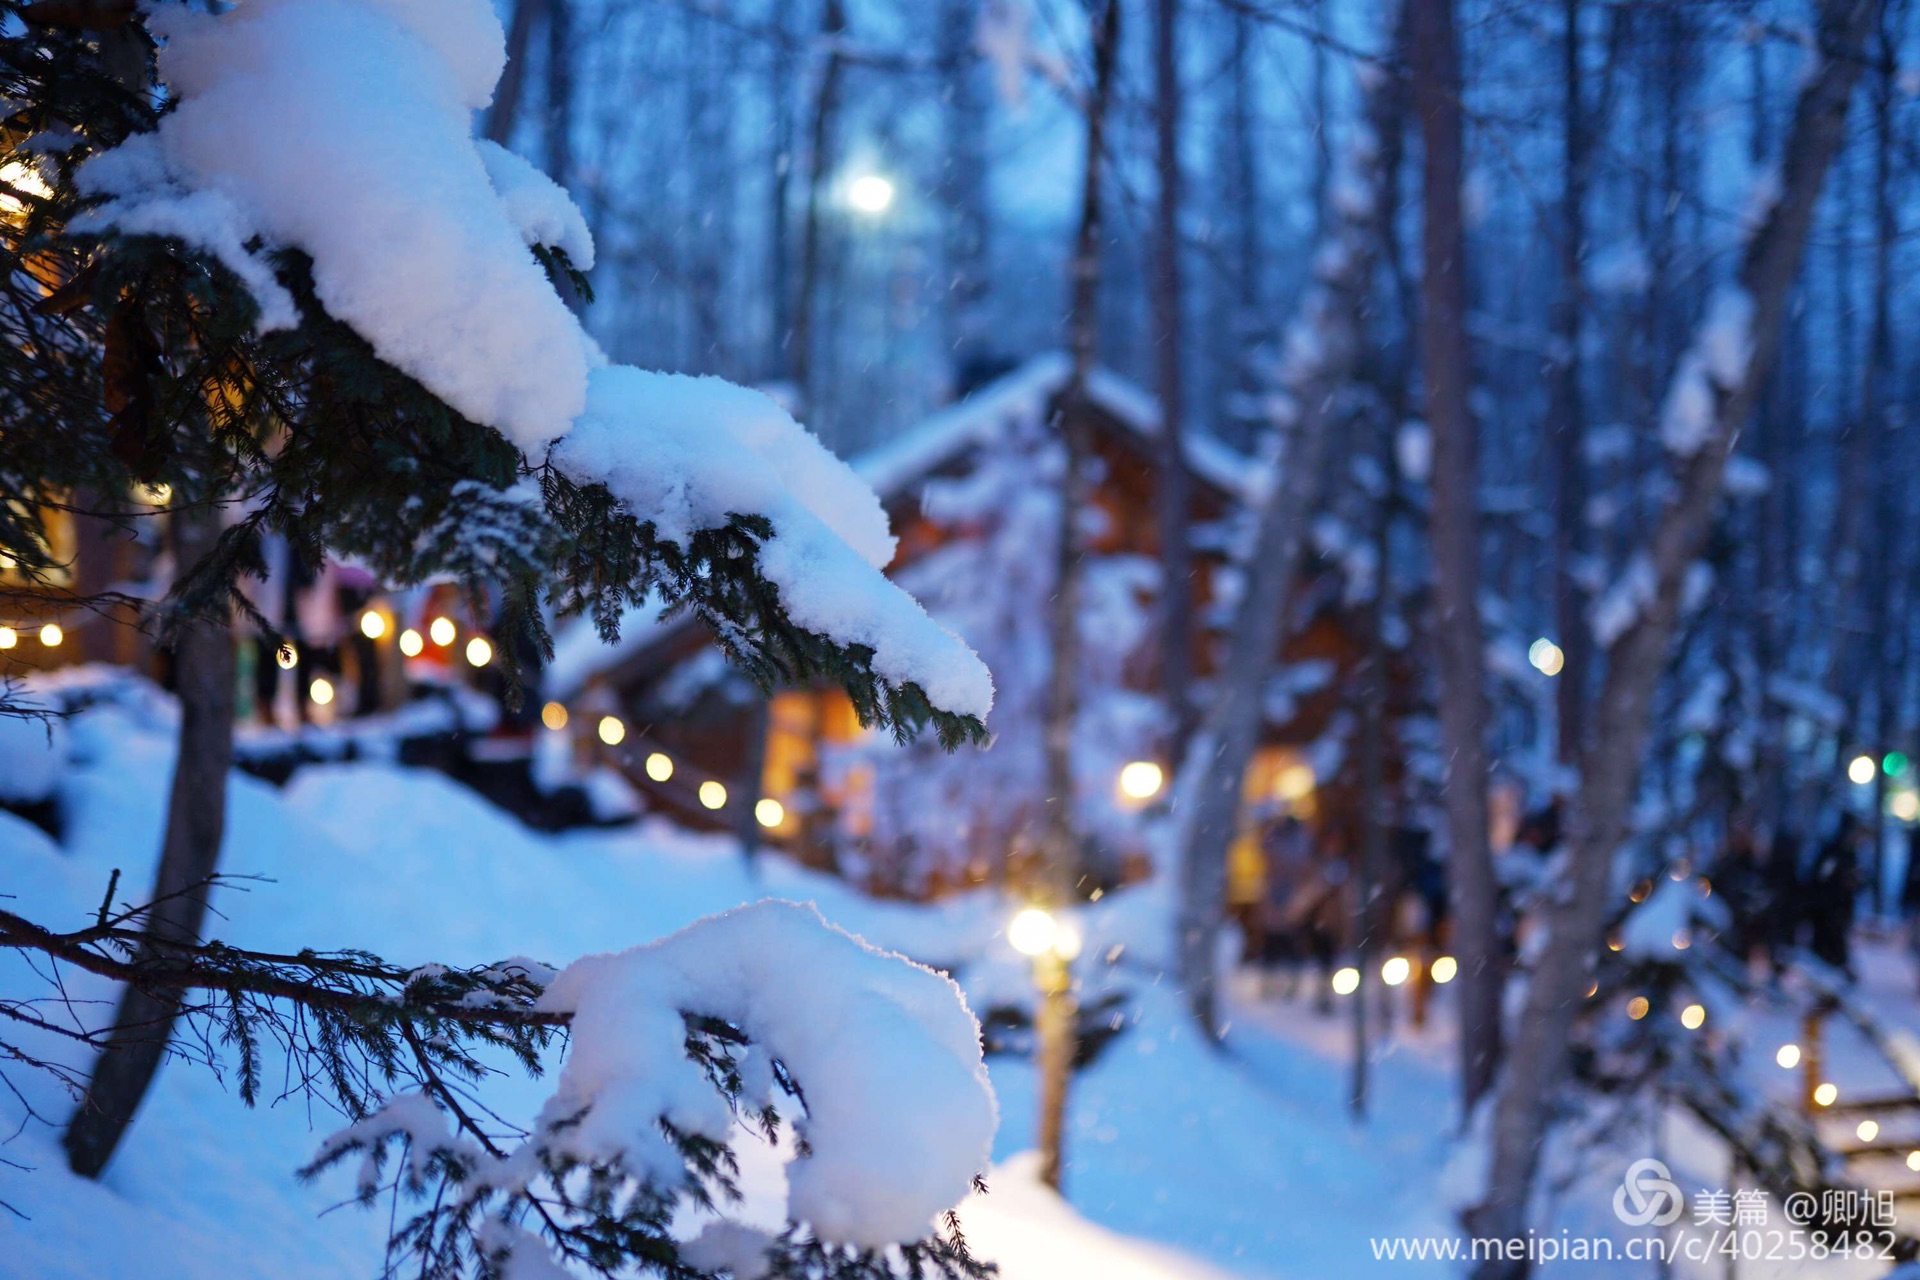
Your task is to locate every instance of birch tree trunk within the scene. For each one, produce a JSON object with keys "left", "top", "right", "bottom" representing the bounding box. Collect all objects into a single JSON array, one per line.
[
  {"left": 1468, "top": 3, "right": 1880, "bottom": 1266},
  {"left": 65, "top": 503, "right": 236, "bottom": 1177},
  {"left": 1170, "top": 9, "right": 1406, "bottom": 1036}
]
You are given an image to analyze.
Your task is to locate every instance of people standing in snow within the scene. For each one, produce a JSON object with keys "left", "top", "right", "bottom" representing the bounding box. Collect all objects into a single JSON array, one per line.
[{"left": 1807, "top": 813, "right": 1864, "bottom": 978}]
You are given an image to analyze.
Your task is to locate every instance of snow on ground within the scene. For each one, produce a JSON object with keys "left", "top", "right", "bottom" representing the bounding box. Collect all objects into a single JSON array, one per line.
[
  {"left": 3, "top": 702, "right": 1438, "bottom": 1278},
  {"left": 10, "top": 699, "right": 1905, "bottom": 1277}
]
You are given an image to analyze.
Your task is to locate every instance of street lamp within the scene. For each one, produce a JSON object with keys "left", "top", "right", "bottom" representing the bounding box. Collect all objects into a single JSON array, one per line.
[
  {"left": 1009, "top": 904, "right": 1080, "bottom": 1190},
  {"left": 847, "top": 173, "right": 895, "bottom": 216}
]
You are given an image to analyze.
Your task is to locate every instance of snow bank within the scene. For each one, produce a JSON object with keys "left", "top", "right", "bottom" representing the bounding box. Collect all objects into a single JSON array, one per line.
[
  {"left": 74, "top": 0, "right": 992, "bottom": 723},
  {"left": 523, "top": 900, "right": 996, "bottom": 1249},
  {"left": 0, "top": 713, "right": 65, "bottom": 803}
]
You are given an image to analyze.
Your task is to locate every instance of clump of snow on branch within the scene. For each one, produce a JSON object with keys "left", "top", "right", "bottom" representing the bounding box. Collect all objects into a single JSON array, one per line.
[
  {"left": 527, "top": 901, "right": 996, "bottom": 1249},
  {"left": 74, "top": 0, "right": 991, "bottom": 722},
  {"left": 1591, "top": 554, "right": 1656, "bottom": 648},
  {"left": 313, "top": 902, "right": 996, "bottom": 1271},
  {"left": 477, "top": 140, "right": 595, "bottom": 270},
  {"left": 1659, "top": 288, "right": 1755, "bottom": 457},
  {"left": 1620, "top": 877, "right": 1726, "bottom": 961}
]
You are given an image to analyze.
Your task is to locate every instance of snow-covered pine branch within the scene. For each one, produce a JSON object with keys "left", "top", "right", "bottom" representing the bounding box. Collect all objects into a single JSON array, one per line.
[
  {"left": 1, "top": 893, "right": 998, "bottom": 1280},
  {"left": 25, "top": 0, "right": 993, "bottom": 743}
]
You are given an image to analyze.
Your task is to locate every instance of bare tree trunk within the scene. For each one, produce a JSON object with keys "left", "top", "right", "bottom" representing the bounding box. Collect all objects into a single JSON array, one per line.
[
  {"left": 1351, "top": 406, "right": 1395, "bottom": 1120},
  {"left": 1410, "top": 0, "right": 1502, "bottom": 1117},
  {"left": 1045, "top": 0, "right": 1120, "bottom": 912},
  {"left": 767, "top": 2, "right": 799, "bottom": 381},
  {"left": 791, "top": 0, "right": 848, "bottom": 416},
  {"left": 65, "top": 503, "right": 236, "bottom": 1177},
  {"left": 543, "top": 0, "right": 574, "bottom": 191},
  {"left": 1550, "top": 0, "right": 1592, "bottom": 766},
  {"left": 1170, "top": 8, "right": 1406, "bottom": 1037},
  {"left": 940, "top": 0, "right": 991, "bottom": 363},
  {"left": 1862, "top": 3, "right": 1899, "bottom": 907},
  {"left": 1031, "top": 0, "right": 1120, "bottom": 1195},
  {"left": 1468, "top": 3, "right": 1879, "bottom": 1266},
  {"left": 484, "top": 0, "right": 548, "bottom": 146},
  {"left": 1215, "top": 4, "right": 1264, "bottom": 451},
  {"left": 1153, "top": 0, "right": 1194, "bottom": 753}
]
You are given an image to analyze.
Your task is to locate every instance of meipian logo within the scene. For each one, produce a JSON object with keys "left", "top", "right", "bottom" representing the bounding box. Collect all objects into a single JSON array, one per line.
[{"left": 1613, "top": 1158, "right": 1685, "bottom": 1227}]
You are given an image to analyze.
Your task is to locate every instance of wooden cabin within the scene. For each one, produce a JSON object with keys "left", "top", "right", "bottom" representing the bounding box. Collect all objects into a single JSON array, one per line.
[{"left": 542, "top": 354, "right": 1399, "bottom": 904}]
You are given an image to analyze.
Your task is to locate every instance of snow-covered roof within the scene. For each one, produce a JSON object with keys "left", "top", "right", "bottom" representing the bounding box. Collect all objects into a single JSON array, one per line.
[
  {"left": 544, "top": 599, "right": 678, "bottom": 702},
  {"left": 856, "top": 352, "right": 1258, "bottom": 502},
  {"left": 545, "top": 355, "right": 1261, "bottom": 700}
]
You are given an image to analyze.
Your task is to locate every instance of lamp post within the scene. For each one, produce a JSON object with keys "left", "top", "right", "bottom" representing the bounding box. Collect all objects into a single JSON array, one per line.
[{"left": 1009, "top": 905, "right": 1081, "bottom": 1190}]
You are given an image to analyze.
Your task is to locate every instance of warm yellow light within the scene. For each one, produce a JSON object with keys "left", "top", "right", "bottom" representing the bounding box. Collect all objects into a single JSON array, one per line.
[
  {"left": 1275, "top": 763, "right": 1317, "bottom": 803},
  {"left": 398, "top": 629, "right": 424, "bottom": 657},
  {"left": 1585, "top": 981, "right": 1600, "bottom": 999},
  {"left": 756, "top": 797, "right": 785, "bottom": 829},
  {"left": 1681, "top": 1003, "right": 1706, "bottom": 1030},
  {"left": 1527, "top": 638, "right": 1565, "bottom": 676},
  {"left": 1627, "top": 996, "right": 1650, "bottom": 1021},
  {"left": 1009, "top": 907, "right": 1057, "bottom": 957},
  {"left": 645, "top": 752, "right": 673, "bottom": 782},
  {"left": 1894, "top": 792, "right": 1920, "bottom": 823},
  {"left": 597, "top": 715, "right": 626, "bottom": 746},
  {"left": 1858, "top": 1120, "right": 1880, "bottom": 1143},
  {"left": 1430, "top": 955, "right": 1458, "bottom": 984},
  {"left": 275, "top": 642, "right": 298, "bottom": 670},
  {"left": 847, "top": 173, "right": 895, "bottom": 214},
  {"left": 1117, "top": 760, "right": 1165, "bottom": 802},
  {"left": 138, "top": 481, "right": 172, "bottom": 507},
  {"left": 359, "top": 609, "right": 387, "bottom": 640},
  {"left": 540, "top": 701, "right": 569, "bottom": 731},
  {"left": 428, "top": 616, "right": 457, "bottom": 647},
  {"left": 464, "top": 637, "right": 493, "bottom": 667},
  {"left": 1776, "top": 1044, "right": 1801, "bottom": 1069},
  {"left": 1671, "top": 929, "right": 1691, "bottom": 951},
  {"left": 1331, "top": 966, "right": 1360, "bottom": 996},
  {"left": 1814, "top": 1082, "right": 1838, "bottom": 1107},
  {"left": 0, "top": 160, "right": 53, "bottom": 216},
  {"left": 0, "top": 626, "right": 16, "bottom": 650},
  {"left": 1381, "top": 956, "right": 1412, "bottom": 987},
  {"left": 699, "top": 780, "right": 727, "bottom": 810},
  {"left": 1906, "top": 1151, "right": 1920, "bottom": 1173},
  {"left": 1849, "top": 754, "right": 1878, "bottom": 785},
  {"left": 310, "top": 677, "right": 335, "bottom": 706},
  {"left": 38, "top": 623, "right": 62, "bottom": 648}
]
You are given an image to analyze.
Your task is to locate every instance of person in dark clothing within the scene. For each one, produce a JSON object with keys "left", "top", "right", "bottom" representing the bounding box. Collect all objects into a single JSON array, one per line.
[
  {"left": 1761, "top": 826, "right": 1804, "bottom": 977},
  {"left": 1715, "top": 819, "right": 1770, "bottom": 968},
  {"left": 1900, "top": 823, "right": 1920, "bottom": 921},
  {"left": 1807, "top": 814, "right": 1864, "bottom": 977}
]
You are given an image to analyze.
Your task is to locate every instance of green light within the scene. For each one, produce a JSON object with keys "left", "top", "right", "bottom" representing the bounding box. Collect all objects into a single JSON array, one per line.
[{"left": 1887, "top": 752, "right": 1911, "bottom": 779}]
